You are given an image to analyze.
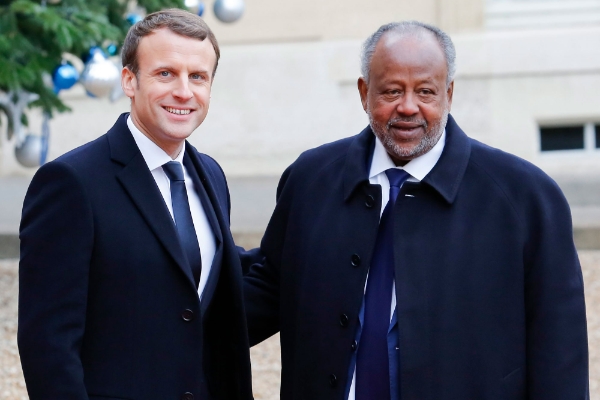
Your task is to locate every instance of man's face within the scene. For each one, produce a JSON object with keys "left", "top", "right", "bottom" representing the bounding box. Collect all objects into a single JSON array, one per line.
[
  {"left": 122, "top": 28, "right": 217, "bottom": 157},
  {"left": 358, "top": 32, "right": 453, "bottom": 165}
]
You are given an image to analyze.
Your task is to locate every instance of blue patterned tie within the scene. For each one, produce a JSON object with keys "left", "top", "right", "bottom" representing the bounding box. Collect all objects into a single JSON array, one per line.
[
  {"left": 163, "top": 161, "right": 202, "bottom": 288},
  {"left": 356, "top": 168, "right": 410, "bottom": 400}
]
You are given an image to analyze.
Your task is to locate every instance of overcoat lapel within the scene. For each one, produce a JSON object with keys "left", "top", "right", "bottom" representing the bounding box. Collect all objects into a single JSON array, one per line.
[
  {"left": 107, "top": 114, "right": 197, "bottom": 290},
  {"left": 183, "top": 146, "right": 225, "bottom": 312},
  {"left": 183, "top": 151, "right": 223, "bottom": 246}
]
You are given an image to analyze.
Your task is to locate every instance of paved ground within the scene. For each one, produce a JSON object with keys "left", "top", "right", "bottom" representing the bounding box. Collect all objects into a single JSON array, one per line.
[{"left": 2, "top": 251, "right": 600, "bottom": 399}]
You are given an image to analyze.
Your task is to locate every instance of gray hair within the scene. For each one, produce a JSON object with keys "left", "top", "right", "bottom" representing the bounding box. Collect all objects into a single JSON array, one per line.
[{"left": 360, "top": 21, "right": 456, "bottom": 87}]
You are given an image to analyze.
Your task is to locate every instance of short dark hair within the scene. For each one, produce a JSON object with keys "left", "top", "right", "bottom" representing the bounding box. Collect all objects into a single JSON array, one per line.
[{"left": 121, "top": 8, "right": 220, "bottom": 78}]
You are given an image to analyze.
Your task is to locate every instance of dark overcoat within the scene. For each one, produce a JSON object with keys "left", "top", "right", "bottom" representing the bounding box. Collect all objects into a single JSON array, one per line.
[
  {"left": 244, "top": 115, "right": 589, "bottom": 399},
  {"left": 19, "top": 113, "right": 253, "bottom": 400}
]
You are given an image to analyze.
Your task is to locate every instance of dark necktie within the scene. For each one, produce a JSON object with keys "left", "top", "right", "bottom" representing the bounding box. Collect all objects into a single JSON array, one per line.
[
  {"left": 356, "top": 168, "right": 410, "bottom": 400},
  {"left": 163, "top": 161, "right": 202, "bottom": 288}
]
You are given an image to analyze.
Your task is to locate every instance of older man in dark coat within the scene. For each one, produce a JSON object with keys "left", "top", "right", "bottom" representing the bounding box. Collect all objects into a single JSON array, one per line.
[{"left": 244, "top": 21, "right": 589, "bottom": 400}]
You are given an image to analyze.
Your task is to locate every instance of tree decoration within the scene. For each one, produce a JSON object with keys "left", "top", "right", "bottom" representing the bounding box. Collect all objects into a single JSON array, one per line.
[
  {"left": 106, "top": 43, "right": 119, "bottom": 56},
  {"left": 126, "top": 12, "right": 143, "bottom": 26},
  {"left": 15, "top": 133, "right": 42, "bottom": 168},
  {"left": 80, "top": 47, "right": 120, "bottom": 98},
  {"left": 213, "top": 0, "right": 244, "bottom": 23},
  {"left": 185, "top": 0, "right": 204, "bottom": 16},
  {"left": 52, "top": 62, "right": 79, "bottom": 92}
]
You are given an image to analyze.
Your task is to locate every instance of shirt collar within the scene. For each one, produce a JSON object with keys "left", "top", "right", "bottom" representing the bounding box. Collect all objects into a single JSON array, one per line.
[
  {"left": 368, "top": 129, "right": 446, "bottom": 181},
  {"left": 127, "top": 115, "right": 185, "bottom": 170}
]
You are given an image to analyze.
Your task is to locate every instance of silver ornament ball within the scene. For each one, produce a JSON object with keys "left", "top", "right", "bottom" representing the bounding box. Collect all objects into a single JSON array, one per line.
[
  {"left": 214, "top": 0, "right": 244, "bottom": 23},
  {"left": 80, "top": 51, "right": 121, "bottom": 98},
  {"left": 15, "top": 134, "right": 43, "bottom": 168}
]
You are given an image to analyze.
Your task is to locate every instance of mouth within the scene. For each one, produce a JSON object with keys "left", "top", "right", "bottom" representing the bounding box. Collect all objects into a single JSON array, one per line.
[
  {"left": 387, "top": 119, "right": 427, "bottom": 138},
  {"left": 164, "top": 106, "right": 192, "bottom": 115},
  {"left": 389, "top": 123, "right": 423, "bottom": 136}
]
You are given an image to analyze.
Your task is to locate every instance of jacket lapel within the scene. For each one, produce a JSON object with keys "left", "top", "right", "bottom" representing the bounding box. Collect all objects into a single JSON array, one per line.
[
  {"left": 421, "top": 114, "right": 471, "bottom": 204},
  {"left": 183, "top": 152, "right": 223, "bottom": 246},
  {"left": 183, "top": 146, "right": 225, "bottom": 311},
  {"left": 342, "top": 125, "right": 376, "bottom": 202},
  {"left": 108, "top": 113, "right": 197, "bottom": 290}
]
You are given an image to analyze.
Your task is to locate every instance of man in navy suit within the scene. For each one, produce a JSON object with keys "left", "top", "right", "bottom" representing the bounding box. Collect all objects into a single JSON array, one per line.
[
  {"left": 244, "top": 21, "right": 589, "bottom": 399},
  {"left": 19, "top": 9, "right": 252, "bottom": 400}
]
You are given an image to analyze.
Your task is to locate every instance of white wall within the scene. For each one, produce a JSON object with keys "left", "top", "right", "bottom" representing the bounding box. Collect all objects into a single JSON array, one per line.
[{"left": 1, "top": 1, "right": 598, "bottom": 181}]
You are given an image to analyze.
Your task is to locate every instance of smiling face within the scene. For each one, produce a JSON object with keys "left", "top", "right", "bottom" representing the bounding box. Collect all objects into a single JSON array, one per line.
[
  {"left": 122, "top": 27, "right": 217, "bottom": 158},
  {"left": 358, "top": 31, "right": 453, "bottom": 166}
]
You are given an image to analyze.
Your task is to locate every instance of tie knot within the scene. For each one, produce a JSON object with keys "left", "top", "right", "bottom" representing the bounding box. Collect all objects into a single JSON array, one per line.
[
  {"left": 385, "top": 168, "right": 410, "bottom": 188},
  {"left": 163, "top": 161, "right": 184, "bottom": 182}
]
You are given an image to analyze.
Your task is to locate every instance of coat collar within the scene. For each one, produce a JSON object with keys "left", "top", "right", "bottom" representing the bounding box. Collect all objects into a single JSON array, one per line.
[
  {"left": 108, "top": 113, "right": 139, "bottom": 166},
  {"left": 342, "top": 114, "right": 471, "bottom": 204}
]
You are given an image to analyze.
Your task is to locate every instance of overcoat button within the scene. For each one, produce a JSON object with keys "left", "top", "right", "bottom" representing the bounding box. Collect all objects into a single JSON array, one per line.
[
  {"left": 181, "top": 392, "right": 194, "bottom": 400},
  {"left": 351, "top": 340, "right": 358, "bottom": 351},
  {"left": 181, "top": 309, "right": 194, "bottom": 322},
  {"left": 329, "top": 374, "right": 338, "bottom": 387},
  {"left": 351, "top": 254, "right": 361, "bottom": 267},
  {"left": 365, "top": 195, "right": 375, "bottom": 208},
  {"left": 339, "top": 313, "right": 349, "bottom": 327}
]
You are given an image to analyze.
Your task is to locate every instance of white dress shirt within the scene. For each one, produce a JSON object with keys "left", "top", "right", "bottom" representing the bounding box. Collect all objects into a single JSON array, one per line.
[
  {"left": 127, "top": 116, "right": 216, "bottom": 300},
  {"left": 347, "top": 130, "right": 446, "bottom": 400}
]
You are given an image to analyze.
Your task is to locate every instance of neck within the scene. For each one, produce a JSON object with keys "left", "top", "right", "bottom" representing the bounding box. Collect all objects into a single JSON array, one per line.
[{"left": 130, "top": 114, "right": 184, "bottom": 159}]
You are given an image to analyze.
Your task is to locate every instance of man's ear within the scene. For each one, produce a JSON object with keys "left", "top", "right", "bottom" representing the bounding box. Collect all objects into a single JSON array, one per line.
[
  {"left": 357, "top": 77, "right": 369, "bottom": 112},
  {"left": 446, "top": 80, "right": 454, "bottom": 111},
  {"left": 121, "top": 67, "right": 136, "bottom": 98}
]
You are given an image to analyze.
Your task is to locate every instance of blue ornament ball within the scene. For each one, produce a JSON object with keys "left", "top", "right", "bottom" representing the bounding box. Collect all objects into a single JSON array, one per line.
[
  {"left": 52, "top": 63, "right": 79, "bottom": 92},
  {"left": 107, "top": 44, "right": 118, "bottom": 56},
  {"left": 126, "top": 13, "right": 143, "bottom": 26}
]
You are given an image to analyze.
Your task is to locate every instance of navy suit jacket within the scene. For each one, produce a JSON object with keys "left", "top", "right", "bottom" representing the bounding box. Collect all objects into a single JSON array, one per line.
[
  {"left": 244, "top": 115, "right": 589, "bottom": 399},
  {"left": 19, "top": 113, "right": 253, "bottom": 400}
]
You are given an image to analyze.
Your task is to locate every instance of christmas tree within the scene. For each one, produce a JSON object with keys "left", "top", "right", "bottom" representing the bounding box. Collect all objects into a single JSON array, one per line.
[{"left": 0, "top": 0, "right": 184, "bottom": 145}]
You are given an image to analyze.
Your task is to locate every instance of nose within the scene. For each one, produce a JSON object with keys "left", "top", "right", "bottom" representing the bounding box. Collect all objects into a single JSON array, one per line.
[
  {"left": 396, "top": 92, "right": 419, "bottom": 116},
  {"left": 172, "top": 78, "right": 193, "bottom": 100}
]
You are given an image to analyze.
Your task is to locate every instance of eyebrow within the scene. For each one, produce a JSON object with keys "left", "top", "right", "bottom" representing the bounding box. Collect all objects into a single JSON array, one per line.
[{"left": 151, "top": 66, "right": 212, "bottom": 78}]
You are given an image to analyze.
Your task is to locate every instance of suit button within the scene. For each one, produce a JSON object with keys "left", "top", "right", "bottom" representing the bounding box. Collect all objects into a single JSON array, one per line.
[
  {"left": 351, "top": 340, "right": 358, "bottom": 351},
  {"left": 351, "top": 254, "right": 361, "bottom": 267},
  {"left": 181, "top": 309, "right": 194, "bottom": 322},
  {"left": 181, "top": 392, "right": 194, "bottom": 400},
  {"left": 329, "top": 374, "right": 338, "bottom": 387},
  {"left": 339, "top": 313, "right": 349, "bottom": 327},
  {"left": 365, "top": 195, "right": 375, "bottom": 208}
]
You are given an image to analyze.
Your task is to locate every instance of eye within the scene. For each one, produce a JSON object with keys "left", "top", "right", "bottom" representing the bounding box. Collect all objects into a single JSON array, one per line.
[
  {"left": 383, "top": 89, "right": 402, "bottom": 98},
  {"left": 190, "top": 73, "right": 201, "bottom": 80},
  {"left": 160, "top": 71, "right": 170, "bottom": 77}
]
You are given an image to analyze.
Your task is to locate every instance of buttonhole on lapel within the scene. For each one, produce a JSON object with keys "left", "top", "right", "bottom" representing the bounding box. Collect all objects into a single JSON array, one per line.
[{"left": 404, "top": 194, "right": 415, "bottom": 198}]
